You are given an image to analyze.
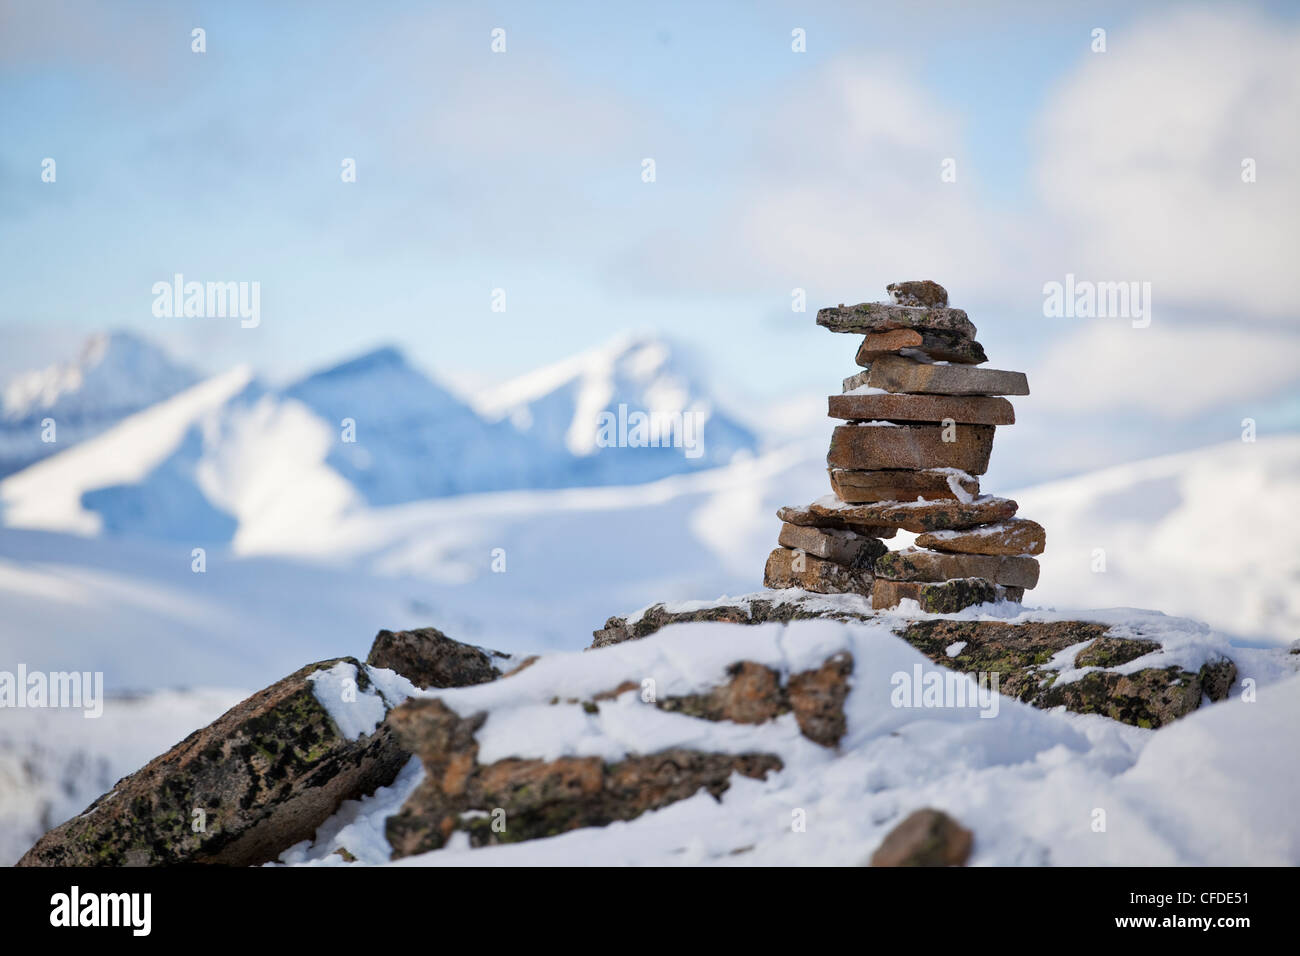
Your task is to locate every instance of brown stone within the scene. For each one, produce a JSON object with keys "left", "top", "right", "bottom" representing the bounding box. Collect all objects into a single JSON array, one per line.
[
  {"left": 855, "top": 329, "right": 987, "bottom": 365},
  {"left": 861, "top": 354, "right": 1029, "bottom": 396},
  {"left": 17, "top": 659, "right": 409, "bottom": 867},
  {"left": 885, "top": 280, "right": 949, "bottom": 308},
  {"left": 874, "top": 548, "right": 1040, "bottom": 589},
  {"left": 656, "top": 652, "right": 854, "bottom": 748},
  {"left": 872, "top": 578, "right": 1013, "bottom": 613},
  {"left": 916, "top": 518, "right": 1047, "bottom": 556},
  {"left": 764, "top": 547, "right": 872, "bottom": 596},
  {"left": 776, "top": 504, "right": 898, "bottom": 537},
  {"left": 829, "top": 468, "right": 979, "bottom": 503},
  {"left": 385, "top": 696, "right": 783, "bottom": 857},
  {"left": 778, "top": 521, "right": 887, "bottom": 567},
  {"left": 827, "top": 423, "right": 995, "bottom": 474},
  {"left": 870, "top": 809, "right": 973, "bottom": 867},
  {"left": 366, "top": 626, "right": 506, "bottom": 689},
  {"left": 828, "top": 392, "right": 1015, "bottom": 426},
  {"left": 817, "top": 302, "right": 976, "bottom": 339},
  {"left": 808, "top": 495, "right": 1018, "bottom": 533}
]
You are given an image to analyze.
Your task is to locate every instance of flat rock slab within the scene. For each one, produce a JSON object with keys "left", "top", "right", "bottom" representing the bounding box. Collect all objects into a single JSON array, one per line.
[
  {"left": 17, "top": 658, "right": 408, "bottom": 867},
  {"left": 764, "top": 547, "right": 873, "bottom": 596},
  {"left": 874, "top": 547, "right": 1040, "bottom": 589},
  {"left": 916, "top": 518, "right": 1046, "bottom": 556},
  {"left": 808, "top": 495, "right": 1019, "bottom": 533},
  {"left": 856, "top": 329, "right": 987, "bottom": 365},
  {"left": 828, "top": 423, "right": 995, "bottom": 474},
  {"left": 829, "top": 392, "right": 1015, "bottom": 426},
  {"left": 843, "top": 370, "right": 873, "bottom": 392},
  {"left": 829, "top": 468, "right": 979, "bottom": 503},
  {"left": 778, "top": 521, "right": 887, "bottom": 567},
  {"left": 817, "top": 302, "right": 977, "bottom": 339},
  {"left": 590, "top": 595, "right": 876, "bottom": 649},
  {"left": 873, "top": 578, "right": 1020, "bottom": 613},
  {"left": 862, "top": 354, "right": 1029, "bottom": 396},
  {"left": 776, "top": 504, "right": 898, "bottom": 537}
]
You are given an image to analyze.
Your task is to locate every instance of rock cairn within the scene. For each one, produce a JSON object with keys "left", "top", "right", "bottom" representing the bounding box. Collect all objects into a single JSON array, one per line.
[{"left": 764, "top": 280, "right": 1046, "bottom": 613}]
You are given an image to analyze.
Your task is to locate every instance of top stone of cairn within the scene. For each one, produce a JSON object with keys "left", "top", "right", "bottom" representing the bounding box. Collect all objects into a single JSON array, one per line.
[{"left": 886, "top": 280, "right": 948, "bottom": 308}]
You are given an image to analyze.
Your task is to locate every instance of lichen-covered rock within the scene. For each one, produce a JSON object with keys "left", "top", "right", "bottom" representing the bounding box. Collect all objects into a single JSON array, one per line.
[
  {"left": 869, "top": 808, "right": 972, "bottom": 867},
  {"left": 384, "top": 698, "right": 782, "bottom": 858},
  {"left": 817, "top": 302, "right": 976, "bottom": 339},
  {"left": 366, "top": 626, "right": 507, "bottom": 689},
  {"left": 872, "top": 577, "right": 1011, "bottom": 613},
  {"left": 17, "top": 658, "right": 408, "bottom": 867},
  {"left": 899, "top": 620, "right": 1236, "bottom": 728},
  {"left": 916, "top": 518, "right": 1046, "bottom": 557},
  {"left": 874, "top": 548, "right": 1040, "bottom": 589}
]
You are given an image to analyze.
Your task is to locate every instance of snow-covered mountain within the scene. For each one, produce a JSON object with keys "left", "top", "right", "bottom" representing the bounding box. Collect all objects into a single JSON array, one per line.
[
  {"left": 478, "top": 333, "right": 758, "bottom": 486},
  {"left": 0, "top": 332, "right": 199, "bottom": 478},
  {"left": 0, "top": 332, "right": 760, "bottom": 542}
]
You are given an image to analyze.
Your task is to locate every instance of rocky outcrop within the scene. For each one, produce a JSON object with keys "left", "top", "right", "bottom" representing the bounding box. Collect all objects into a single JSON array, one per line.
[
  {"left": 869, "top": 809, "right": 973, "bottom": 867},
  {"left": 384, "top": 698, "right": 783, "bottom": 858},
  {"left": 17, "top": 658, "right": 407, "bottom": 867},
  {"left": 592, "top": 602, "right": 1236, "bottom": 730},
  {"left": 366, "top": 626, "right": 507, "bottom": 689},
  {"left": 899, "top": 620, "right": 1237, "bottom": 728}
]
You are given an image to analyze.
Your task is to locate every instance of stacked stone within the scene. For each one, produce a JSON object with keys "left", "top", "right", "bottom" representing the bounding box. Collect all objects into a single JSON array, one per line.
[{"left": 763, "top": 280, "right": 1047, "bottom": 613}]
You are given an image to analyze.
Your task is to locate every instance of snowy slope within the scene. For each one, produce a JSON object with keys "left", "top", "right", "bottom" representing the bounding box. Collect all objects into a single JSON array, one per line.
[{"left": 0, "top": 332, "right": 199, "bottom": 478}]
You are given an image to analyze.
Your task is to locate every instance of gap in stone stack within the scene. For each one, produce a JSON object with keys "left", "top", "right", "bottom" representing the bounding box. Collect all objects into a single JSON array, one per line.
[{"left": 763, "top": 280, "right": 1047, "bottom": 614}]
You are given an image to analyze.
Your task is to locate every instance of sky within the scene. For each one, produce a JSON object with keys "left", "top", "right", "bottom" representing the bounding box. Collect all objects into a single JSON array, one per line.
[{"left": 2, "top": 0, "right": 1299, "bottom": 482}]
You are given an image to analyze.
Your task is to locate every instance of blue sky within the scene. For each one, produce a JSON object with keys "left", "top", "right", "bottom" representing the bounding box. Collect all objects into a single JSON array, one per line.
[{"left": 2, "top": 0, "right": 1299, "bottom": 476}]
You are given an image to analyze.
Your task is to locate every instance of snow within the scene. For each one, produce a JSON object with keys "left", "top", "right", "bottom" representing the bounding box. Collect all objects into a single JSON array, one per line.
[
  {"left": 270, "top": 613, "right": 1298, "bottom": 867},
  {"left": 306, "top": 662, "right": 398, "bottom": 741}
]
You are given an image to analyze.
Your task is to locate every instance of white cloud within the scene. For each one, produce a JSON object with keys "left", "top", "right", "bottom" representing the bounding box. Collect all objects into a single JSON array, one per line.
[
  {"left": 1033, "top": 321, "right": 1300, "bottom": 417},
  {"left": 1036, "top": 9, "right": 1300, "bottom": 319}
]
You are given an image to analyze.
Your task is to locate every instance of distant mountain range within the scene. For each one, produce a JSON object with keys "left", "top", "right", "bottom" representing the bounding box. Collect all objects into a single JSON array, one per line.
[{"left": 0, "top": 331, "right": 758, "bottom": 541}]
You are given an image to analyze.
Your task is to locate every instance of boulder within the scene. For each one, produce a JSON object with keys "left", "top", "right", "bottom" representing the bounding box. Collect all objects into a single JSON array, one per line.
[
  {"left": 869, "top": 808, "right": 972, "bottom": 867},
  {"left": 17, "top": 658, "right": 408, "bottom": 867},
  {"left": 366, "top": 626, "right": 506, "bottom": 689}
]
